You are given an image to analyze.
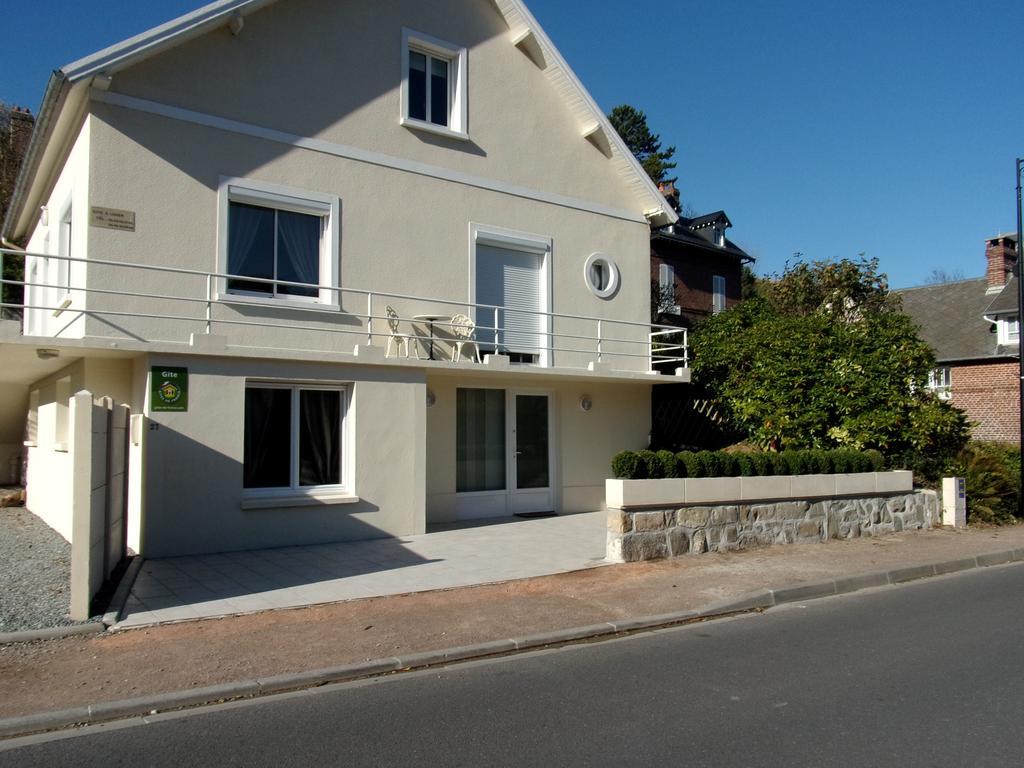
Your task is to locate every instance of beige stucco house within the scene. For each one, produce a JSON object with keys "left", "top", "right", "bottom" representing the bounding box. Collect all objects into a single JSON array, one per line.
[{"left": 0, "top": 0, "right": 686, "bottom": 559}]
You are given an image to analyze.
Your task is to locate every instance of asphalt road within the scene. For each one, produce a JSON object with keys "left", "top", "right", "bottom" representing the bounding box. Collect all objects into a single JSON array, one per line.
[{"left": 4, "top": 563, "right": 1023, "bottom": 767}]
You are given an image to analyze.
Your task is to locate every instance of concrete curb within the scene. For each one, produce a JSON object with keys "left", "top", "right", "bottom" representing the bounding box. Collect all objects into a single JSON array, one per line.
[
  {"left": 0, "top": 622, "right": 105, "bottom": 646},
  {"left": 3, "top": 548, "right": 1023, "bottom": 740}
]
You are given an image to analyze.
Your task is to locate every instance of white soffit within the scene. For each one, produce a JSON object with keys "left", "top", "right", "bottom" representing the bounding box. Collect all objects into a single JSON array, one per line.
[{"left": 493, "top": 0, "right": 677, "bottom": 225}]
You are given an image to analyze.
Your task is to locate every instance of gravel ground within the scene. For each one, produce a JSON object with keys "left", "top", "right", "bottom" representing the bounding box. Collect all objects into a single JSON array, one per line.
[{"left": 0, "top": 503, "right": 87, "bottom": 632}]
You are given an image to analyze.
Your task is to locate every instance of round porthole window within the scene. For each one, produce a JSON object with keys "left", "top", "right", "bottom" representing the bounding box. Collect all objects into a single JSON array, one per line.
[{"left": 583, "top": 253, "right": 619, "bottom": 299}]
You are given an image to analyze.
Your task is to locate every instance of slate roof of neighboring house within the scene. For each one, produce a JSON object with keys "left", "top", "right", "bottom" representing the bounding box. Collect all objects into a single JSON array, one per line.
[
  {"left": 651, "top": 217, "right": 753, "bottom": 262},
  {"left": 895, "top": 277, "right": 1013, "bottom": 363},
  {"left": 687, "top": 211, "right": 732, "bottom": 230},
  {"left": 984, "top": 276, "right": 1019, "bottom": 316}
]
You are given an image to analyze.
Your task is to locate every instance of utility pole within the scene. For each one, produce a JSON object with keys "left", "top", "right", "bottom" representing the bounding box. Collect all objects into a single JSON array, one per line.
[{"left": 1017, "top": 158, "right": 1023, "bottom": 514}]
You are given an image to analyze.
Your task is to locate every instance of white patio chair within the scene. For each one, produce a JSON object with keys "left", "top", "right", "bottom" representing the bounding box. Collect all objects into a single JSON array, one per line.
[
  {"left": 449, "top": 313, "right": 482, "bottom": 363},
  {"left": 385, "top": 305, "right": 420, "bottom": 359}
]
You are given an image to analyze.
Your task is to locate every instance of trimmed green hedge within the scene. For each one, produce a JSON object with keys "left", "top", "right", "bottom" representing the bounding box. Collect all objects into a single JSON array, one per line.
[{"left": 611, "top": 448, "right": 885, "bottom": 480}]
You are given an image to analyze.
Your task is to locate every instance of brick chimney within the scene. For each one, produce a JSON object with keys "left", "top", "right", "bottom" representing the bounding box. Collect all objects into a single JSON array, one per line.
[{"left": 986, "top": 234, "right": 1018, "bottom": 290}]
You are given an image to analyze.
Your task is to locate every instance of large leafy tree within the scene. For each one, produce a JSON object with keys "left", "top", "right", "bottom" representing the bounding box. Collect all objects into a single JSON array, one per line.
[
  {"left": 691, "top": 256, "right": 969, "bottom": 477},
  {"left": 607, "top": 104, "right": 677, "bottom": 187}
]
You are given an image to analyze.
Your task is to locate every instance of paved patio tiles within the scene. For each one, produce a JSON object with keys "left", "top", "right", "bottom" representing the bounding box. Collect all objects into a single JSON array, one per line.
[{"left": 117, "top": 510, "right": 608, "bottom": 628}]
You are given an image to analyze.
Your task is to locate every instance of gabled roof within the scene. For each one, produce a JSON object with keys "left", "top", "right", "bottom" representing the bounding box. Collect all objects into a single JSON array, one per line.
[
  {"left": 895, "top": 277, "right": 1013, "bottom": 363},
  {"left": 984, "top": 276, "right": 1018, "bottom": 317},
  {"left": 3, "top": 0, "right": 677, "bottom": 241}
]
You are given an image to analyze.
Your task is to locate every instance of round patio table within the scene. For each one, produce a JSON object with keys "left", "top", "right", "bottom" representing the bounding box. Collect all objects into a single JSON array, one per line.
[{"left": 412, "top": 314, "right": 452, "bottom": 360}]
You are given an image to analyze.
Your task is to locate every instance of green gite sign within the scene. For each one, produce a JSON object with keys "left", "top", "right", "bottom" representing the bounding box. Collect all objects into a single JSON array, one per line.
[{"left": 151, "top": 367, "right": 188, "bottom": 412}]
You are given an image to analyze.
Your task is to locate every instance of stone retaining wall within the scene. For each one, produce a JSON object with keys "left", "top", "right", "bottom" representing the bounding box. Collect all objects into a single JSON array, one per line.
[{"left": 607, "top": 491, "right": 939, "bottom": 563}]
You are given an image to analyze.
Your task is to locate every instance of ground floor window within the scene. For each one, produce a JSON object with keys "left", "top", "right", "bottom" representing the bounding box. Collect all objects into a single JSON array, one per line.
[
  {"left": 456, "top": 388, "right": 505, "bottom": 493},
  {"left": 244, "top": 383, "right": 347, "bottom": 492}
]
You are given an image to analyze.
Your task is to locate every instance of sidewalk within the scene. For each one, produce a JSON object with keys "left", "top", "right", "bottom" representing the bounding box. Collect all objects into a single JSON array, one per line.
[{"left": 2, "top": 525, "right": 1023, "bottom": 729}]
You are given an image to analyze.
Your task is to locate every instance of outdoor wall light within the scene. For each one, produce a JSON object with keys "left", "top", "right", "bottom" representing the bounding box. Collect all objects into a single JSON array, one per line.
[
  {"left": 36, "top": 348, "right": 59, "bottom": 360},
  {"left": 426, "top": 389, "right": 436, "bottom": 407},
  {"left": 579, "top": 395, "right": 593, "bottom": 412}
]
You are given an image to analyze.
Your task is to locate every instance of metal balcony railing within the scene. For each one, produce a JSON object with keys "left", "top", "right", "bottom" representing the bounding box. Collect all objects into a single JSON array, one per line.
[{"left": 0, "top": 248, "right": 688, "bottom": 372}]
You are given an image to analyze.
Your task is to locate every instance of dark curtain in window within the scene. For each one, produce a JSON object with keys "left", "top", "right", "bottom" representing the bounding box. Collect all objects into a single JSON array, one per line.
[
  {"left": 228, "top": 202, "right": 275, "bottom": 294},
  {"left": 299, "top": 390, "right": 341, "bottom": 487},
  {"left": 408, "top": 51, "right": 427, "bottom": 121},
  {"left": 244, "top": 388, "right": 291, "bottom": 488},
  {"left": 277, "top": 210, "right": 321, "bottom": 297}
]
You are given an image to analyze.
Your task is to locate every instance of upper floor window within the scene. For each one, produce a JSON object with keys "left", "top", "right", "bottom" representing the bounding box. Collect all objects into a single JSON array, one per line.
[
  {"left": 401, "top": 29, "right": 468, "bottom": 140},
  {"left": 927, "top": 367, "right": 952, "bottom": 400},
  {"left": 998, "top": 315, "right": 1020, "bottom": 345},
  {"left": 217, "top": 179, "right": 340, "bottom": 308},
  {"left": 657, "top": 262, "right": 680, "bottom": 314},
  {"left": 713, "top": 275, "right": 726, "bottom": 314}
]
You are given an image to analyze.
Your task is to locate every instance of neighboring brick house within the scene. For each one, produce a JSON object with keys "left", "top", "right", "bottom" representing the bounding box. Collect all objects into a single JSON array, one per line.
[
  {"left": 896, "top": 234, "right": 1019, "bottom": 444},
  {"left": 649, "top": 187, "right": 753, "bottom": 328},
  {"left": 648, "top": 187, "right": 753, "bottom": 449}
]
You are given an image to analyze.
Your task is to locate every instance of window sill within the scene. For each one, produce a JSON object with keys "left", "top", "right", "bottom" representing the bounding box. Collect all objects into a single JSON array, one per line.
[
  {"left": 400, "top": 116, "right": 469, "bottom": 142},
  {"left": 241, "top": 491, "right": 359, "bottom": 510},
  {"left": 23, "top": 441, "right": 38, "bottom": 448},
  {"left": 217, "top": 293, "right": 341, "bottom": 313}
]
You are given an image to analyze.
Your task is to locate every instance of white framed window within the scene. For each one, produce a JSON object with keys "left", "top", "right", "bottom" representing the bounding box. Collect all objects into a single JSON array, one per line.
[
  {"left": 657, "top": 262, "right": 680, "bottom": 314},
  {"left": 713, "top": 275, "right": 726, "bottom": 314},
  {"left": 583, "top": 253, "right": 619, "bottom": 299},
  {"left": 713, "top": 226, "right": 725, "bottom": 247},
  {"left": 217, "top": 179, "right": 340, "bottom": 309},
  {"left": 243, "top": 382, "right": 350, "bottom": 497},
  {"left": 927, "top": 367, "right": 952, "bottom": 400},
  {"left": 57, "top": 205, "right": 73, "bottom": 297},
  {"left": 401, "top": 28, "right": 468, "bottom": 140},
  {"left": 998, "top": 315, "right": 1020, "bottom": 345}
]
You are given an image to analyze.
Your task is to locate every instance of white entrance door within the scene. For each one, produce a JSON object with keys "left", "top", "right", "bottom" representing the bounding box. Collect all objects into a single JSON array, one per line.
[{"left": 454, "top": 388, "right": 553, "bottom": 519}]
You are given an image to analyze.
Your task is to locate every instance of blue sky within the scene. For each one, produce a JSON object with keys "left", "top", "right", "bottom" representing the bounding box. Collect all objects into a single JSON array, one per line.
[{"left": 2, "top": 0, "right": 1022, "bottom": 288}]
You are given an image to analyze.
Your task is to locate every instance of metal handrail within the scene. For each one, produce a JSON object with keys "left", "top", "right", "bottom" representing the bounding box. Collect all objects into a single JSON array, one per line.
[{"left": 1, "top": 248, "right": 689, "bottom": 369}]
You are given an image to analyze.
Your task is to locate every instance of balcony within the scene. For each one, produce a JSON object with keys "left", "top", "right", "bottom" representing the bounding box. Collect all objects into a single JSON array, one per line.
[{"left": 1, "top": 249, "right": 688, "bottom": 379}]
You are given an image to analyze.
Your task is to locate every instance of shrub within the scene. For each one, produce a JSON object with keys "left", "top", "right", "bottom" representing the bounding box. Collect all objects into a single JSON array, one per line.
[
  {"left": 636, "top": 450, "right": 661, "bottom": 479},
  {"left": 863, "top": 449, "right": 885, "bottom": 472},
  {"left": 612, "top": 448, "right": 895, "bottom": 479},
  {"left": 680, "top": 451, "right": 703, "bottom": 478},
  {"left": 750, "top": 452, "right": 773, "bottom": 476},
  {"left": 951, "top": 442, "right": 1021, "bottom": 525},
  {"left": 807, "top": 449, "right": 832, "bottom": 474},
  {"left": 611, "top": 451, "right": 639, "bottom": 479},
  {"left": 770, "top": 452, "right": 789, "bottom": 475},
  {"left": 830, "top": 449, "right": 856, "bottom": 474},
  {"left": 735, "top": 453, "right": 756, "bottom": 477},
  {"left": 655, "top": 449, "right": 680, "bottom": 478},
  {"left": 694, "top": 451, "right": 721, "bottom": 477}
]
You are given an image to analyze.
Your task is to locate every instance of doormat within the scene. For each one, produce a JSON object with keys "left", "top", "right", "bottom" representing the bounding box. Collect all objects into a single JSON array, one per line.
[{"left": 513, "top": 511, "right": 558, "bottom": 519}]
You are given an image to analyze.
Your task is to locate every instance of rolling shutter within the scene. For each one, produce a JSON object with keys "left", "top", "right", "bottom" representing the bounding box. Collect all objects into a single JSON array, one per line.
[{"left": 476, "top": 243, "right": 543, "bottom": 355}]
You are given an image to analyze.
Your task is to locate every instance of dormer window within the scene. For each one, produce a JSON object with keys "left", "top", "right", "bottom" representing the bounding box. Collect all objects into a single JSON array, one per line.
[
  {"left": 998, "top": 315, "right": 1020, "bottom": 345},
  {"left": 713, "top": 226, "right": 725, "bottom": 247}
]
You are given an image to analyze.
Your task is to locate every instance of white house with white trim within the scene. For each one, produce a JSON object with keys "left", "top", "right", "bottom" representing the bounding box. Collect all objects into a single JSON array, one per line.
[{"left": 0, "top": 0, "right": 686, "bottom": 559}]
